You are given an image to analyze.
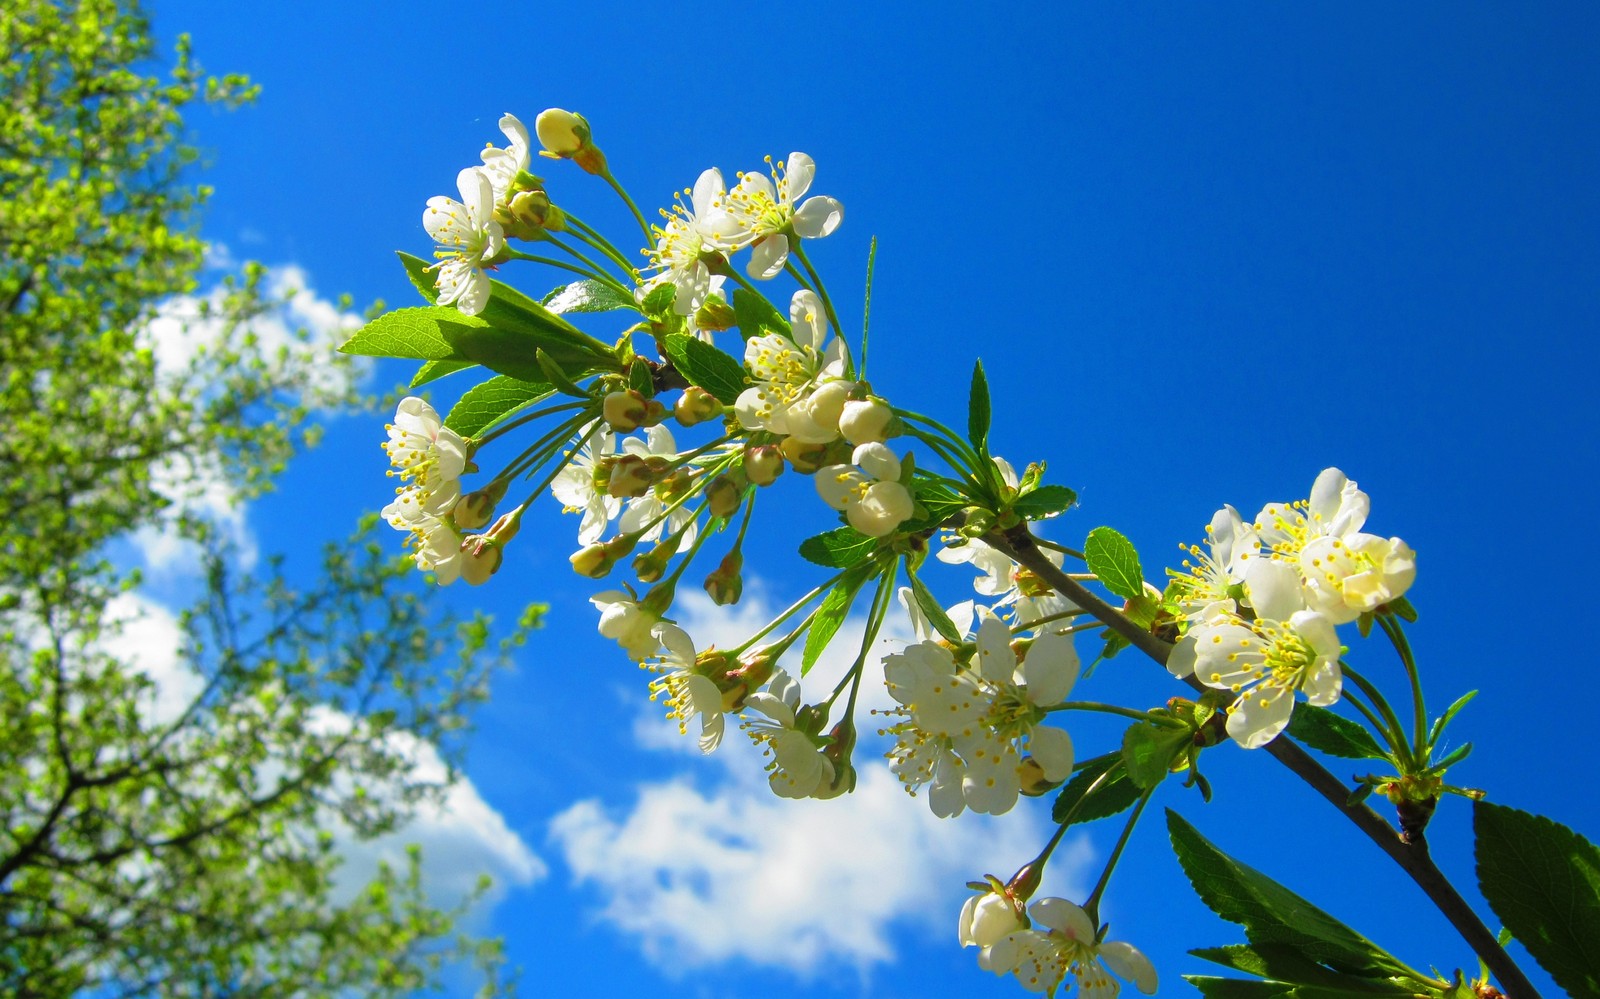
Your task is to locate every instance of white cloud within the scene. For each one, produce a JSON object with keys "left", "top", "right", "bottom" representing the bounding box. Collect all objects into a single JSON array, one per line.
[
  {"left": 130, "top": 262, "right": 367, "bottom": 576},
  {"left": 552, "top": 585, "right": 1091, "bottom": 977}
]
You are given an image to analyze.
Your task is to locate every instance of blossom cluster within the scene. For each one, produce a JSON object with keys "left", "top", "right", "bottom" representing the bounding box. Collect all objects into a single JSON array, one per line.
[{"left": 1165, "top": 468, "right": 1417, "bottom": 747}]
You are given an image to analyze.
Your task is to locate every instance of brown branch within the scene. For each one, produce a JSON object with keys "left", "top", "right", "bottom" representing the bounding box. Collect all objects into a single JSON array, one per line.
[{"left": 986, "top": 525, "right": 1542, "bottom": 999}]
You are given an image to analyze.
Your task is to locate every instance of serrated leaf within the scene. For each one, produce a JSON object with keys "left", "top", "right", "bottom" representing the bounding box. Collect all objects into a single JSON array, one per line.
[
  {"left": 968, "top": 359, "right": 991, "bottom": 452},
  {"left": 628, "top": 358, "right": 654, "bottom": 396},
  {"left": 733, "top": 287, "right": 790, "bottom": 341},
  {"left": 908, "top": 572, "right": 963, "bottom": 643},
  {"left": 1121, "top": 722, "right": 1189, "bottom": 790},
  {"left": 802, "top": 572, "right": 868, "bottom": 675},
  {"left": 640, "top": 282, "right": 677, "bottom": 319},
  {"left": 1167, "top": 810, "right": 1412, "bottom": 977},
  {"left": 410, "top": 358, "right": 477, "bottom": 387},
  {"left": 339, "top": 306, "right": 477, "bottom": 360},
  {"left": 1052, "top": 753, "right": 1141, "bottom": 826},
  {"left": 543, "top": 279, "right": 638, "bottom": 315},
  {"left": 1474, "top": 801, "right": 1600, "bottom": 999},
  {"left": 1287, "top": 705, "right": 1389, "bottom": 761},
  {"left": 798, "top": 527, "right": 878, "bottom": 569},
  {"left": 1184, "top": 977, "right": 1297, "bottom": 999},
  {"left": 443, "top": 375, "right": 553, "bottom": 438},
  {"left": 1190, "top": 945, "right": 1420, "bottom": 995},
  {"left": 659, "top": 332, "right": 746, "bottom": 405},
  {"left": 1084, "top": 526, "right": 1144, "bottom": 601},
  {"left": 535, "top": 349, "right": 589, "bottom": 398},
  {"left": 1012, "top": 485, "right": 1077, "bottom": 521},
  {"left": 441, "top": 322, "right": 545, "bottom": 382}
]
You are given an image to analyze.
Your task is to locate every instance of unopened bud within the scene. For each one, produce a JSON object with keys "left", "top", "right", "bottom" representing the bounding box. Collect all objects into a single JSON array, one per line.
[
  {"left": 1017, "top": 757, "right": 1064, "bottom": 797},
  {"left": 779, "top": 436, "right": 829, "bottom": 474},
  {"left": 706, "top": 474, "right": 744, "bottom": 519},
  {"left": 632, "top": 538, "right": 676, "bottom": 584},
  {"left": 459, "top": 535, "right": 505, "bottom": 586},
  {"left": 604, "top": 389, "right": 650, "bottom": 432},
  {"left": 744, "top": 445, "right": 785, "bottom": 487},
  {"left": 655, "top": 467, "right": 698, "bottom": 505},
  {"left": 794, "top": 704, "right": 828, "bottom": 737},
  {"left": 607, "top": 454, "right": 654, "bottom": 498},
  {"left": 730, "top": 642, "right": 777, "bottom": 696},
  {"left": 452, "top": 479, "right": 509, "bottom": 530},
  {"left": 703, "top": 549, "right": 743, "bottom": 606},
  {"left": 694, "top": 295, "right": 736, "bottom": 332},
  {"left": 673, "top": 386, "right": 722, "bottom": 427},
  {"left": 569, "top": 544, "right": 610, "bottom": 578},
  {"left": 839, "top": 398, "right": 895, "bottom": 445},
  {"left": 535, "top": 108, "right": 607, "bottom": 175},
  {"left": 1004, "top": 860, "right": 1045, "bottom": 903},
  {"left": 640, "top": 397, "right": 668, "bottom": 428}
]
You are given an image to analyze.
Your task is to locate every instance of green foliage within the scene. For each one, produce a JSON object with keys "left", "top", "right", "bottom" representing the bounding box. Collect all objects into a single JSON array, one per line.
[
  {"left": 661, "top": 330, "right": 749, "bottom": 405},
  {"left": 967, "top": 359, "right": 991, "bottom": 453},
  {"left": 906, "top": 571, "right": 963, "bottom": 644},
  {"left": 733, "top": 286, "right": 790, "bottom": 341},
  {"left": 543, "top": 278, "right": 638, "bottom": 314},
  {"left": 1051, "top": 752, "right": 1141, "bottom": 826},
  {"left": 1286, "top": 704, "right": 1390, "bottom": 761},
  {"left": 0, "top": 4, "right": 524, "bottom": 993},
  {"left": 802, "top": 567, "right": 872, "bottom": 675},
  {"left": 1168, "top": 811, "right": 1440, "bottom": 995},
  {"left": 1084, "top": 526, "right": 1145, "bottom": 601},
  {"left": 1011, "top": 484, "right": 1077, "bottom": 521},
  {"left": 1474, "top": 801, "right": 1600, "bottom": 999},
  {"left": 798, "top": 526, "right": 879, "bottom": 568},
  {"left": 445, "top": 374, "right": 554, "bottom": 438},
  {"left": 339, "top": 305, "right": 473, "bottom": 359},
  {"left": 1120, "top": 721, "right": 1190, "bottom": 790}
]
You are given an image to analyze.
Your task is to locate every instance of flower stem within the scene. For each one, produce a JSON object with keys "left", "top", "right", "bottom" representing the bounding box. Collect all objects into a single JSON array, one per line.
[
  {"left": 1043, "top": 701, "right": 1184, "bottom": 726},
  {"left": 601, "top": 169, "right": 653, "bottom": 244},
  {"left": 1378, "top": 613, "right": 1429, "bottom": 761},
  {"left": 1083, "top": 791, "right": 1151, "bottom": 923}
]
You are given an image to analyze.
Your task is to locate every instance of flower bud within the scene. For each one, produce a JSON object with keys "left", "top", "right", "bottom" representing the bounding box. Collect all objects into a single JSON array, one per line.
[
  {"left": 779, "top": 436, "right": 830, "bottom": 474},
  {"left": 569, "top": 544, "right": 611, "bottom": 578},
  {"left": 729, "top": 643, "right": 777, "bottom": 700},
  {"left": 673, "top": 386, "right": 722, "bottom": 427},
  {"left": 703, "top": 549, "right": 743, "bottom": 606},
  {"left": 535, "top": 108, "right": 608, "bottom": 175},
  {"left": 632, "top": 538, "right": 676, "bottom": 584},
  {"left": 607, "top": 454, "right": 655, "bottom": 498},
  {"left": 744, "top": 445, "right": 785, "bottom": 487},
  {"left": 640, "top": 397, "right": 668, "bottom": 428},
  {"left": 706, "top": 474, "right": 744, "bottom": 519},
  {"left": 694, "top": 295, "right": 736, "bottom": 332},
  {"left": 839, "top": 398, "right": 895, "bottom": 445},
  {"left": 1017, "top": 756, "right": 1064, "bottom": 797},
  {"left": 459, "top": 536, "right": 504, "bottom": 586},
  {"left": 603, "top": 389, "right": 650, "bottom": 432},
  {"left": 452, "top": 479, "right": 508, "bottom": 531},
  {"left": 960, "top": 890, "right": 1029, "bottom": 950}
]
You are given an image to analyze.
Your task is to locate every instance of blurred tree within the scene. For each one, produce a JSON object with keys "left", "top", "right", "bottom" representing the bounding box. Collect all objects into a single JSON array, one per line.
[{"left": 0, "top": 2, "right": 536, "bottom": 994}]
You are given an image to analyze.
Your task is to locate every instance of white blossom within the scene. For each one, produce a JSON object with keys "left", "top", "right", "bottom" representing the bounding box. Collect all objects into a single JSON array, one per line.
[
  {"left": 707, "top": 152, "right": 844, "bottom": 279},
  {"left": 816, "top": 442, "right": 915, "bottom": 538},
  {"left": 550, "top": 422, "right": 621, "bottom": 545},
  {"left": 646, "top": 623, "right": 725, "bottom": 752},
  {"left": 423, "top": 167, "right": 505, "bottom": 315},
  {"left": 591, "top": 590, "right": 661, "bottom": 661},
  {"left": 743, "top": 670, "right": 834, "bottom": 799},
  {"left": 987, "top": 898, "right": 1157, "bottom": 998}
]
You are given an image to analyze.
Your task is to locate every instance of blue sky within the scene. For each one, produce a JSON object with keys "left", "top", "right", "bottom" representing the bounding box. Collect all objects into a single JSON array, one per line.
[{"left": 132, "top": 2, "right": 1599, "bottom": 996}]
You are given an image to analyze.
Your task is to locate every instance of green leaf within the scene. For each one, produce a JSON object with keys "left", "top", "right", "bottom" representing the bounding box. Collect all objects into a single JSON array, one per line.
[
  {"left": 907, "top": 572, "right": 963, "bottom": 643},
  {"left": 968, "top": 359, "right": 991, "bottom": 452},
  {"left": 1121, "top": 722, "right": 1189, "bottom": 790},
  {"left": 627, "top": 358, "right": 654, "bottom": 396},
  {"left": 1428, "top": 689, "right": 1477, "bottom": 748},
  {"left": 798, "top": 527, "right": 878, "bottom": 569},
  {"left": 661, "top": 332, "right": 747, "bottom": 405},
  {"left": 1184, "top": 977, "right": 1297, "bottom": 999},
  {"left": 640, "top": 281, "right": 677, "bottom": 319},
  {"left": 1167, "top": 810, "right": 1412, "bottom": 977},
  {"left": 1190, "top": 945, "right": 1420, "bottom": 995},
  {"left": 733, "top": 287, "right": 790, "bottom": 341},
  {"left": 1051, "top": 753, "right": 1141, "bottom": 826},
  {"left": 398, "top": 250, "right": 441, "bottom": 303},
  {"left": 443, "top": 375, "right": 554, "bottom": 438},
  {"left": 802, "top": 571, "right": 869, "bottom": 675},
  {"left": 1084, "top": 526, "right": 1144, "bottom": 601},
  {"left": 535, "top": 349, "right": 589, "bottom": 398},
  {"left": 1474, "top": 801, "right": 1600, "bottom": 999},
  {"left": 1012, "top": 484, "right": 1077, "bottom": 521},
  {"left": 543, "top": 279, "right": 638, "bottom": 315},
  {"left": 1287, "top": 705, "right": 1389, "bottom": 761},
  {"left": 409, "top": 358, "right": 477, "bottom": 387},
  {"left": 339, "top": 306, "right": 478, "bottom": 360}
]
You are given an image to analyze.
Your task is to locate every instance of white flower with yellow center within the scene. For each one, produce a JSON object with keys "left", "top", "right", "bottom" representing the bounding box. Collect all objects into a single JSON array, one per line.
[
  {"left": 641, "top": 168, "right": 738, "bottom": 316},
  {"left": 477, "top": 113, "right": 531, "bottom": 203},
  {"left": 1168, "top": 608, "right": 1343, "bottom": 748},
  {"left": 590, "top": 590, "right": 661, "bottom": 661},
  {"left": 880, "top": 636, "right": 988, "bottom": 818},
  {"left": 423, "top": 167, "right": 505, "bottom": 315},
  {"left": 1301, "top": 532, "right": 1416, "bottom": 620},
  {"left": 381, "top": 396, "right": 467, "bottom": 538},
  {"left": 709, "top": 152, "right": 844, "bottom": 279},
  {"left": 938, "top": 538, "right": 1078, "bottom": 633},
  {"left": 816, "top": 442, "right": 915, "bottom": 539},
  {"left": 645, "top": 622, "right": 725, "bottom": 753},
  {"left": 1168, "top": 504, "right": 1260, "bottom": 622},
  {"left": 986, "top": 898, "right": 1157, "bottom": 998},
  {"left": 743, "top": 670, "right": 834, "bottom": 799},
  {"left": 734, "top": 290, "right": 847, "bottom": 440},
  {"left": 550, "top": 422, "right": 621, "bottom": 545},
  {"left": 617, "top": 425, "right": 699, "bottom": 551}
]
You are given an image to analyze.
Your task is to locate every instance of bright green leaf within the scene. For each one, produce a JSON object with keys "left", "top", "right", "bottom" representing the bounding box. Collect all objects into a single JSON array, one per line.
[
  {"left": 908, "top": 571, "right": 963, "bottom": 643},
  {"left": 339, "top": 306, "right": 477, "bottom": 360},
  {"left": 733, "top": 287, "right": 790, "bottom": 341},
  {"left": 410, "top": 358, "right": 477, "bottom": 387},
  {"left": 543, "top": 279, "right": 638, "bottom": 315},
  {"left": 398, "top": 250, "right": 440, "bottom": 303},
  {"left": 1084, "top": 526, "right": 1144, "bottom": 601},
  {"left": 662, "top": 332, "right": 747, "bottom": 405},
  {"left": 640, "top": 282, "right": 677, "bottom": 319},
  {"left": 803, "top": 572, "right": 868, "bottom": 674},
  {"left": 798, "top": 527, "right": 878, "bottom": 569},
  {"left": 443, "top": 375, "right": 554, "bottom": 438},
  {"left": 1474, "top": 801, "right": 1600, "bottom": 999},
  {"left": 1012, "top": 485, "right": 1077, "bottom": 521},
  {"left": 1121, "top": 722, "right": 1189, "bottom": 790},
  {"left": 1287, "top": 705, "right": 1389, "bottom": 761},
  {"left": 1184, "top": 977, "right": 1297, "bottom": 998}
]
